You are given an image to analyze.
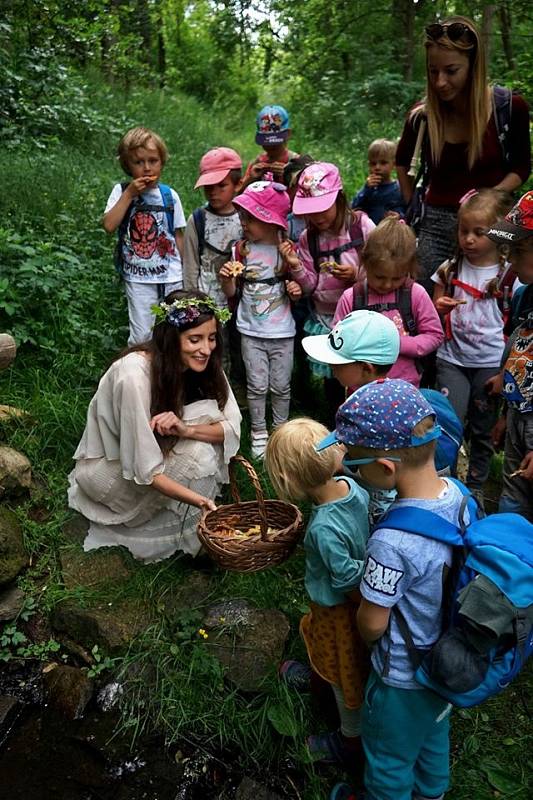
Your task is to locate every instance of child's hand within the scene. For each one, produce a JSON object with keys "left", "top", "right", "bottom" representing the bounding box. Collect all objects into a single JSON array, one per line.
[
  {"left": 279, "top": 240, "right": 300, "bottom": 268},
  {"left": 434, "top": 296, "right": 466, "bottom": 315},
  {"left": 220, "top": 262, "right": 238, "bottom": 281},
  {"left": 518, "top": 451, "right": 533, "bottom": 481},
  {"left": 366, "top": 173, "right": 382, "bottom": 188},
  {"left": 248, "top": 162, "right": 267, "bottom": 181},
  {"left": 126, "top": 176, "right": 157, "bottom": 197},
  {"left": 491, "top": 416, "right": 507, "bottom": 449},
  {"left": 285, "top": 280, "right": 302, "bottom": 301},
  {"left": 332, "top": 262, "right": 356, "bottom": 282},
  {"left": 485, "top": 372, "right": 504, "bottom": 396}
]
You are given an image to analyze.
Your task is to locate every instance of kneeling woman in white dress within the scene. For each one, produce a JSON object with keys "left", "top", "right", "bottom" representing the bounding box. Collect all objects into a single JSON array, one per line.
[{"left": 68, "top": 291, "right": 241, "bottom": 562}]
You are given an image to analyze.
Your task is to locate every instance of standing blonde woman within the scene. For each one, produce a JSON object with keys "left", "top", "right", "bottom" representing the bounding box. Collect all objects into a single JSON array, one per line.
[{"left": 396, "top": 16, "right": 530, "bottom": 290}]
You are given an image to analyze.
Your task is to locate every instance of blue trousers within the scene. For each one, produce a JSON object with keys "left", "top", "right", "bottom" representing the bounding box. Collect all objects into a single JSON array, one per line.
[{"left": 361, "top": 670, "right": 451, "bottom": 800}]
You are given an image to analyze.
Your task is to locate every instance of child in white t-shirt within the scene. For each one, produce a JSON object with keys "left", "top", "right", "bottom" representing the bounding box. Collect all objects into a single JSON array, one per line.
[
  {"left": 220, "top": 181, "right": 302, "bottom": 458},
  {"left": 432, "top": 189, "right": 514, "bottom": 504},
  {"left": 103, "top": 127, "right": 186, "bottom": 345}
]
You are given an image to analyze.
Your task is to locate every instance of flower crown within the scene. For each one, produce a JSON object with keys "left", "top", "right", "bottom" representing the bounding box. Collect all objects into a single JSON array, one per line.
[{"left": 151, "top": 297, "right": 231, "bottom": 328}]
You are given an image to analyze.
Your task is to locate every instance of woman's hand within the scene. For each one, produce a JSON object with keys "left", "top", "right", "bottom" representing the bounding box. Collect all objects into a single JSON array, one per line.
[
  {"left": 279, "top": 240, "right": 300, "bottom": 269},
  {"left": 150, "top": 412, "right": 188, "bottom": 438},
  {"left": 434, "top": 296, "right": 465, "bottom": 315},
  {"left": 285, "top": 280, "right": 302, "bottom": 301},
  {"left": 332, "top": 262, "right": 356, "bottom": 282},
  {"left": 198, "top": 496, "right": 217, "bottom": 512}
]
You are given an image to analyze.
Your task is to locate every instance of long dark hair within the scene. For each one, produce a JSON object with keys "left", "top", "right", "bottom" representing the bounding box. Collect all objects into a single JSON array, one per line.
[{"left": 114, "top": 290, "right": 228, "bottom": 454}]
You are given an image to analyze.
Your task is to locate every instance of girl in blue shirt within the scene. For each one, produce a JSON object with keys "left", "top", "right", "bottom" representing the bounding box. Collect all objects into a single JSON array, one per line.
[{"left": 265, "top": 417, "right": 370, "bottom": 768}]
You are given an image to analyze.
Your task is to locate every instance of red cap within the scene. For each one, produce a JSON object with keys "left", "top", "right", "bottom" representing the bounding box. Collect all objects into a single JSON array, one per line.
[{"left": 195, "top": 147, "right": 242, "bottom": 188}]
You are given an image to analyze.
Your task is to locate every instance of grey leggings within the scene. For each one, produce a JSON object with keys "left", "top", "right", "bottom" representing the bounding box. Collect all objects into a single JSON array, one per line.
[
  {"left": 241, "top": 334, "right": 294, "bottom": 432},
  {"left": 436, "top": 359, "right": 500, "bottom": 489},
  {"left": 332, "top": 684, "right": 362, "bottom": 737}
]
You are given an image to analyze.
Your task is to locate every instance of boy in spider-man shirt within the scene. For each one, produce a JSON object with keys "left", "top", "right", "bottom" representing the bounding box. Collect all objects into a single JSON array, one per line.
[
  {"left": 486, "top": 191, "right": 533, "bottom": 522},
  {"left": 103, "top": 126, "right": 186, "bottom": 345}
]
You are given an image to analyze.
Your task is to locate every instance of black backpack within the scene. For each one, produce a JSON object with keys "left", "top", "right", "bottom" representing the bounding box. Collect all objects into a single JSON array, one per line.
[{"left": 351, "top": 278, "right": 417, "bottom": 336}]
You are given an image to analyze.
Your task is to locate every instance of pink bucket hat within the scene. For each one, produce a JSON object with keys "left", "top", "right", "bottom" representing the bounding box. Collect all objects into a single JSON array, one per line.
[
  {"left": 293, "top": 162, "right": 343, "bottom": 215},
  {"left": 233, "top": 181, "right": 290, "bottom": 230},
  {"left": 194, "top": 147, "right": 242, "bottom": 188}
]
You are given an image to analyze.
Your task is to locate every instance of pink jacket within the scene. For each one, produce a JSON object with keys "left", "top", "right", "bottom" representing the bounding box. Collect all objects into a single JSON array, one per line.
[
  {"left": 290, "top": 213, "right": 375, "bottom": 318},
  {"left": 334, "top": 281, "right": 444, "bottom": 387}
]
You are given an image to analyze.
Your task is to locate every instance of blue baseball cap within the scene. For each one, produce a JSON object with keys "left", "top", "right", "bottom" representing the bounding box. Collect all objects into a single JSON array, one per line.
[
  {"left": 302, "top": 310, "right": 400, "bottom": 366},
  {"left": 316, "top": 379, "right": 441, "bottom": 452},
  {"left": 255, "top": 105, "right": 290, "bottom": 145}
]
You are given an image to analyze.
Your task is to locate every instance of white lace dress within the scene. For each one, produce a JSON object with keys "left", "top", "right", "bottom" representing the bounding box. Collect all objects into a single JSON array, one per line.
[{"left": 68, "top": 352, "right": 241, "bottom": 562}]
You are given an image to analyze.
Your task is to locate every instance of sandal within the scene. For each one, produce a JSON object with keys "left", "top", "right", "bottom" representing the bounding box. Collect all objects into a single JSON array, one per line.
[
  {"left": 329, "top": 783, "right": 357, "bottom": 800},
  {"left": 279, "top": 660, "right": 312, "bottom": 691}
]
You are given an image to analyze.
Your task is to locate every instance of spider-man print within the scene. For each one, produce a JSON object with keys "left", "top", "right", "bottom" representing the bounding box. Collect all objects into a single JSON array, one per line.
[
  {"left": 130, "top": 211, "right": 158, "bottom": 259},
  {"left": 156, "top": 234, "right": 175, "bottom": 258}
]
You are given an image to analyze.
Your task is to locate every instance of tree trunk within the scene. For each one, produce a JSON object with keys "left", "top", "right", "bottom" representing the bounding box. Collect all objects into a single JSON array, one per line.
[
  {"left": 481, "top": 4, "right": 496, "bottom": 65},
  {"left": 498, "top": 1, "right": 515, "bottom": 72}
]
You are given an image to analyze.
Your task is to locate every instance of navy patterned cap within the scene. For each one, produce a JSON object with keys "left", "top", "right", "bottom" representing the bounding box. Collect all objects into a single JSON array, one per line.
[{"left": 316, "top": 378, "right": 440, "bottom": 451}]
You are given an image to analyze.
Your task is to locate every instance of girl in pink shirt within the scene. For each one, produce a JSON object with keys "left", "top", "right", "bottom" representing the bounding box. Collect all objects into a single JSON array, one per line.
[
  {"left": 334, "top": 218, "right": 443, "bottom": 388},
  {"left": 281, "top": 162, "right": 374, "bottom": 416}
]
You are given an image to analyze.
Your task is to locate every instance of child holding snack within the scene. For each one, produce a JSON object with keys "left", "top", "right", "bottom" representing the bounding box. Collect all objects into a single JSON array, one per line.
[
  {"left": 243, "top": 104, "right": 299, "bottom": 187},
  {"left": 103, "top": 126, "right": 186, "bottom": 345},
  {"left": 432, "top": 189, "right": 514, "bottom": 505},
  {"left": 281, "top": 162, "right": 375, "bottom": 414},
  {"left": 265, "top": 418, "right": 370, "bottom": 769},
  {"left": 334, "top": 217, "right": 443, "bottom": 389},
  {"left": 352, "top": 138, "right": 406, "bottom": 224},
  {"left": 220, "top": 181, "right": 301, "bottom": 458}
]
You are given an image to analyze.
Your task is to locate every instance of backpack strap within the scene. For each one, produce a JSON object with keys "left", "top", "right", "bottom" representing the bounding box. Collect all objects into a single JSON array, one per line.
[
  {"left": 397, "top": 280, "right": 417, "bottom": 336},
  {"left": 492, "top": 85, "right": 513, "bottom": 169},
  {"left": 374, "top": 506, "right": 465, "bottom": 546},
  {"left": 158, "top": 183, "right": 175, "bottom": 233},
  {"left": 308, "top": 213, "right": 364, "bottom": 272},
  {"left": 351, "top": 279, "right": 417, "bottom": 336},
  {"left": 114, "top": 182, "right": 133, "bottom": 276},
  {"left": 192, "top": 206, "right": 206, "bottom": 259}
]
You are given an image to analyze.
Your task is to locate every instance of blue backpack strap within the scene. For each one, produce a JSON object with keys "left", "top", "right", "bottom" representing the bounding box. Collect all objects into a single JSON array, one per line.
[
  {"left": 158, "top": 183, "right": 175, "bottom": 234},
  {"left": 192, "top": 206, "right": 206, "bottom": 258},
  {"left": 374, "top": 506, "right": 465, "bottom": 546}
]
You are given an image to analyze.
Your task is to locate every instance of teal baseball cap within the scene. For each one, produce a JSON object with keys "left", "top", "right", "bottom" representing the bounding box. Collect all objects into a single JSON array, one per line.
[{"left": 302, "top": 310, "right": 400, "bottom": 366}]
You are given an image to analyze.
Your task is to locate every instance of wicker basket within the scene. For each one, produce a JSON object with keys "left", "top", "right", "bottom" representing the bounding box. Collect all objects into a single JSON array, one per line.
[{"left": 197, "top": 455, "right": 303, "bottom": 572}]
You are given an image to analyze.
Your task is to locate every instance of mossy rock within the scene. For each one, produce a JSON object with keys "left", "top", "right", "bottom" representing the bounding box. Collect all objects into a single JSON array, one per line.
[
  {"left": 0, "top": 507, "right": 28, "bottom": 586},
  {"left": 60, "top": 546, "right": 136, "bottom": 590},
  {"left": 52, "top": 597, "right": 152, "bottom": 654}
]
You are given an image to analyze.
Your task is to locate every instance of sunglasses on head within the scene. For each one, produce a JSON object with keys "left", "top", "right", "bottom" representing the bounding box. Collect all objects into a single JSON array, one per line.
[{"left": 425, "top": 22, "right": 476, "bottom": 46}]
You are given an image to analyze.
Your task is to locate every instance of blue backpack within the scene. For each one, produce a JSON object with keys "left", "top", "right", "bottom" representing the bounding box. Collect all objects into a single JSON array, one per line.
[
  {"left": 420, "top": 389, "right": 463, "bottom": 473},
  {"left": 374, "top": 479, "right": 533, "bottom": 707},
  {"left": 114, "top": 182, "right": 174, "bottom": 276}
]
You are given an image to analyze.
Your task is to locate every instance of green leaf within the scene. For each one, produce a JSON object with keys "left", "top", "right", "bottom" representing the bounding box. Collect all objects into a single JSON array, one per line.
[
  {"left": 482, "top": 767, "right": 523, "bottom": 794},
  {"left": 267, "top": 703, "right": 298, "bottom": 738}
]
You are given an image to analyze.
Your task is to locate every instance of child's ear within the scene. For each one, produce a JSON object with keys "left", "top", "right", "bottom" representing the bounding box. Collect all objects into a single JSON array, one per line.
[
  {"left": 376, "top": 457, "right": 398, "bottom": 477},
  {"left": 233, "top": 178, "right": 244, "bottom": 195}
]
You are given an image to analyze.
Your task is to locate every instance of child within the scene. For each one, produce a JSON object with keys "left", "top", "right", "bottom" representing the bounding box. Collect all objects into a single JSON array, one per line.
[
  {"left": 265, "top": 418, "right": 370, "bottom": 768},
  {"left": 103, "top": 126, "right": 186, "bottom": 345},
  {"left": 318, "top": 379, "right": 461, "bottom": 800},
  {"left": 334, "top": 217, "right": 443, "bottom": 389},
  {"left": 486, "top": 190, "right": 533, "bottom": 521},
  {"left": 352, "top": 138, "right": 406, "bottom": 225},
  {"left": 283, "top": 154, "right": 315, "bottom": 243},
  {"left": 183, "top": 147, "right": 243, "bottom": 375},
  {"left": 281, "top": 162, "right": 375, "bottom": 415},
  {"left": 432, "top": 189, "right": 514, "bottom": 505},
  {"left": 219, "top": 181, "right": 301, "bottom": 458},
  {"left": 243, "top": 105, "right": 299, "bottom": 187}
]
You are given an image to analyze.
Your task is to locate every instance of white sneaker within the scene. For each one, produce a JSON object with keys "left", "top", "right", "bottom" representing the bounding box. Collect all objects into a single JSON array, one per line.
[{"left": 251, "top": 431, "right": 269, "bottom": 459}]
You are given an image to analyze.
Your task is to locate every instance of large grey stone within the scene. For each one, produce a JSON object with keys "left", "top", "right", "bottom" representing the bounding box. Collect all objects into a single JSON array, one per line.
[
  {"left": 0, "top": 585, "right": 25, "bottom": 620},
  {"left": 235, "top": 777, "right": 283, "bottom": 800},
  {"left": 203, "top": 599, "right": 290, "bottom": 692},
  {"left": 43, "top": 664, "right": 94, "bottom": 720},
  {"left": 0, "top": 507, "right": 28, "bottom": 586},
  {"left": 60, "top": 546, "right": 135, "bottom": 590},
  {"left": 0, "top": 446, "right": 32, "bottom": 497},
  {"left": 52, "top": 597, "right": 152, "bottom": 654}
]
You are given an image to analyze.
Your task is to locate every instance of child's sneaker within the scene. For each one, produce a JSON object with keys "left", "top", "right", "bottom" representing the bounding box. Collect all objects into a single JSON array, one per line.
[
  {"left": 250, "top": 431, "right": 269, "bottom": 459},
  {"left": 279, "top": 659, "right": 313, "bottom": 691}
]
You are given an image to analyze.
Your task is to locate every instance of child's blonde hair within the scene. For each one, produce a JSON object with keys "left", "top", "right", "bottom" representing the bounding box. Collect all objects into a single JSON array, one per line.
[
  {"left": 368, "top": 139, "right": 397, "bottom": 162},
  {"left": 362, "top": 217, "right": 418, "bottom": 278},
  {"left": 117, "top": 126, "right": 169, "bottom": 175},
  {"left": 265, "top": 418, "right": 339, "bottom": 502}
]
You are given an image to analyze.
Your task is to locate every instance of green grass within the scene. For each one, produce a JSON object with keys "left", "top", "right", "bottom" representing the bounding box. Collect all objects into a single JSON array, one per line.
[{"left": 0, "top": 71, "right": 531, "bottom": 800}]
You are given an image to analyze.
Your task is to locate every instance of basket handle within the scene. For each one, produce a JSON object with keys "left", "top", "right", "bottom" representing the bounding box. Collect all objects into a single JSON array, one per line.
[{"left": 229, "top": 455, "right": 269, "bottom": 541}]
